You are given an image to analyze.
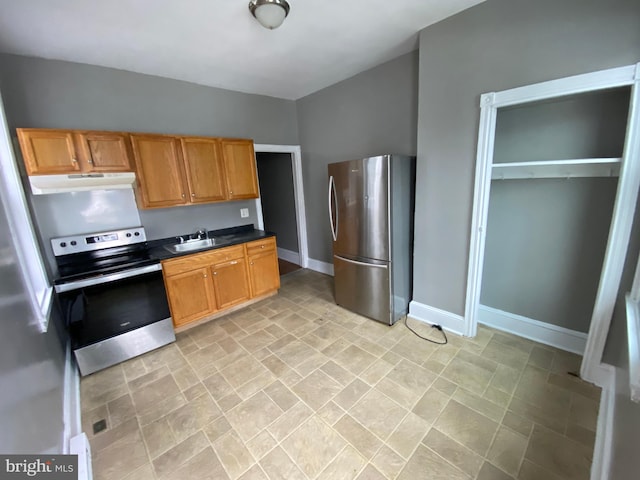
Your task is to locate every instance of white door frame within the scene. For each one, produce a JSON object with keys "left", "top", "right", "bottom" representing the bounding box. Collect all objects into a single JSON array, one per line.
[
  {"left": 465, "top": 63, "right": 640, "bottom": 386},
  {"left": 253, "top": 144, "right": 309, "bottom": 269}
]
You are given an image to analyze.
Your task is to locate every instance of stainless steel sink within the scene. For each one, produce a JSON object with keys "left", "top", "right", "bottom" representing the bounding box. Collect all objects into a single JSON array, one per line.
[{"left": 163, "top": 238, "right": 215, "bottom": 254}]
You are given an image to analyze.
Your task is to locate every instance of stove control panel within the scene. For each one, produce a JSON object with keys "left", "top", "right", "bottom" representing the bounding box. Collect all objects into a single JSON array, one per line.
[{"left": 51, "top": 227, "right": 147, "bottom": 256}]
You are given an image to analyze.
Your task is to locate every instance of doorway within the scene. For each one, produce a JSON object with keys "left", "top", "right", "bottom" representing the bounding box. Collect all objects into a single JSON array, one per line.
[
  {"left": 253, "top": 144, "right": 309, "bottom": 275},
  {"left": 465, "top": 63, "right": 640, "bottom": 386}
]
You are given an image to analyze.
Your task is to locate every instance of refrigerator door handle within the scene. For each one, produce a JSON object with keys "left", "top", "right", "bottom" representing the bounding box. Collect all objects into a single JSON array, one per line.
[
  {"left": 329, "top": 175, "right": 338, "bottom": 241},
  {"left": 334, "top": 255, "right": 388, "bottom": 269}
]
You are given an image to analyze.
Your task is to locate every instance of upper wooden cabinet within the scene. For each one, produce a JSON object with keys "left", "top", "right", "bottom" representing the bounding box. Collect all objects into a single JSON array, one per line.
[
  {"left": 221, "top": 139, "right": 260, "bottom": 200},
  {"left": 77, "top": 132, "right": 132, "bottom": 172},
  {"left": 130, "top": 134, "right": 188, "bottom": 209},
  {"left": 132, "top": 134, "right": 259, "bottom": 209},
  {"left": 17, "top": 128, "right": 133, "bottom": 175},
  {"left": 180, "top": 137, "right": 227, "bottom": 203}
]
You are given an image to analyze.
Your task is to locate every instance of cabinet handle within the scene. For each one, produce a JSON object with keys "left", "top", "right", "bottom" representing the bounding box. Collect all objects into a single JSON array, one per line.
[
  {"left": 181, "top": 193, "right": 185, "bottom": 198},
  {"left": 72, "top": 158, "right": 78, "bottom": 164},
  {"left": 191, "top": 193, "right": 195, "bottom": 197},
  {"left": 250, "top": 261, "right": 254, "bottom": 265},
  {"left": 230, "top": 261, "right": 237, "bottom": 265},
  {"left": 261, "top": 245, "right": 265, "bottom": 249},
  {"left": 87, "top": 158, "right": 93, "bottom": 164},
  {"left": 213, "top": 272, "right": 217, "bottom": 275},
  {"left": 203, "top": 274, "right": 207, "bottom": 278}
]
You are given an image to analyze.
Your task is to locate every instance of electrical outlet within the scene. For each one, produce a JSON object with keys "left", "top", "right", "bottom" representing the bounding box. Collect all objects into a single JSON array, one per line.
[{"left": 240, "top": 208, "right": 249, "bottom": 218}]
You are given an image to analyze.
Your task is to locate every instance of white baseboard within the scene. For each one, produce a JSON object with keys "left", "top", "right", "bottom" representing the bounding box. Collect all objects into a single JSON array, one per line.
[
  {"left": 307, "top": 258, "right": 334, "bottom": 276},
  {"left": 478, "top": 304, "right": 588, "bottom": 354},
  {"left": 277, "top": 247, "right": 300, "bottom": 265},
  {"left": 408, "top": 301, "right": 466, "bottom": 336},
  {"left": 63, "top": 341, "right": 81, "bottom": 454},
  {"left": 591, "top": 363, "right": 616, "bottom": 480}
]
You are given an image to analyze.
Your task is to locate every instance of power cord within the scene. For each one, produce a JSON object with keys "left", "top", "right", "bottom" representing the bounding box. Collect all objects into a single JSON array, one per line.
[{"left": 404, "top": 316, "right": 448, "bottom": 345}]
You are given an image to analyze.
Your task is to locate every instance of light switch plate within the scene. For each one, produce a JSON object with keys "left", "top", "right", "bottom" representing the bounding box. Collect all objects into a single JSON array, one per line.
[{"left": 240, "top": 208, "right": 249, "bottom": 218}]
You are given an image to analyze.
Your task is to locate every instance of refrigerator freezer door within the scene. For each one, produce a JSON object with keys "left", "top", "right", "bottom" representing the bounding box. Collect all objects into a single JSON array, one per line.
[
  {"left": 328, "top": 156, "right": 390, "bottom": 261},
  {"left": 333, "top": 255, "right": 392, "bottom": 325}
]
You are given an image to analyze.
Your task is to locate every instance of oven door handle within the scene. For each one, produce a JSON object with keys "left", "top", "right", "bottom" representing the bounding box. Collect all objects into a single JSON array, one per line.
[{"left": 54, "top": 263, "right": 162, "bottom": 293}]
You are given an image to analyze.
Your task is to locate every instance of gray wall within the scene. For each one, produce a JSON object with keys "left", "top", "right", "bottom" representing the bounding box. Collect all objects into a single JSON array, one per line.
[
  {"left": 0, "top": 181, "right": 66, "bottom": 453},
  {"left": 480, "top": 90, "right": 628, "bottom": 332},
  {"left": 0, "top": 54, "right": 298, "bottom": 273},
  {"left": 296, "top": 51, "right": 419, "bottom": 262},
  {"left": 256, "top": 152, "right": 299, "bottom": 253},
  {"left": 415, "top": 0, "right": 640, "bottom": 315}
]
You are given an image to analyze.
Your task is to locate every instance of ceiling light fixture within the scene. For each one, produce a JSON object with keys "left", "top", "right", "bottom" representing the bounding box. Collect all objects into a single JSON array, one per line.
[{"left": 249, "top": 0, "right": 290, "bottom": 30}]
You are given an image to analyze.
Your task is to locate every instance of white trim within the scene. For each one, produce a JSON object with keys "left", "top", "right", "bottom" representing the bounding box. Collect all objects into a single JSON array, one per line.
[
  {"left": 62, "top": 341, "right": 81, "bottom": 454},
  {"left": 0, "top": 91, "right": 52, "bottom": 332},
  {"left": 70, "top": 433, "right": 93, "bottom": 480},
  {"left": 253, "top": 144, "right": 309, "bottom": 269},
  {"left": 464, "top": 62, "right": 640, "bottom": 387},
  {"left": 492, "top": 64, "right": 637, "bottom": 108},
  {"left": 277, "top": 247, "right": 300, "bottom": 265},
  {"left": 408, "top": 301, "right": 466, "bottom": 336},
  {"left": 582, "top": 66, "right": 640, "bottom": 383},
  {"left": 478, "top": 304, "right": 587, "bottom": 354},
  {"left": 591, "top": 363, "right": 616, "bottom": 480},
  {"left": 625, "top": 294, "right": 640, "bottom": 403},
  {"left": 306, "top": 258, "right": 334, "bottom": 276}
]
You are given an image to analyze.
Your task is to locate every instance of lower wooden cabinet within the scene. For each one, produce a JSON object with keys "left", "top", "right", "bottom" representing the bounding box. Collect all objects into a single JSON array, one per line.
[
  {"left": 162, "top": 237, "right": 279, "bottom": 329},
  {"left": 246, "top": 238, "right": 280, "bottom": 297}
]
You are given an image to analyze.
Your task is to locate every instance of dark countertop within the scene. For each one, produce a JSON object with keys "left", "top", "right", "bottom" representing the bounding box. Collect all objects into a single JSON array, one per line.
[{"left": 146, "top": 224, "right": 275, "bottom": 261}]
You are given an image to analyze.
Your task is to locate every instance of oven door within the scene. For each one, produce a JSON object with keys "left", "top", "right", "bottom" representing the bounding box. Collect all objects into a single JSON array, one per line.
[{"left": 57, "top": 264, "right": 175, "bottom": 375}]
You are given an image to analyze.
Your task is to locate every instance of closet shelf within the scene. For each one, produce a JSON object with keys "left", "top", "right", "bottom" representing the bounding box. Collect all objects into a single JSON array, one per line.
[{"left": 491, "top": 158, "right": 621, "bottom": 180}]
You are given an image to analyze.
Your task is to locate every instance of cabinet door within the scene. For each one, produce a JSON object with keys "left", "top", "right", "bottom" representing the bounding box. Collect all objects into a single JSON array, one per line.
[
  {"left": 17, "top": 129, "right": 80, "bottom": 174},
  {"left": 165, "top": 267, "right": 216, "bottom": 327},
  {"left": 221, "top": 139, "right": 259, "bottom": 200},
  {"left": 79, "top": 132, "right": 133, "bottom": 172},
  {"left": 180, "top": 138, "right": 227, "bottom": 203},
  {"left": 130, "top": 134, "right": 188, "bottom": 208},
  {"left": 211, "top": 258, "right": 251, "bottom": 310},
  {"left": 248, "top": 249, "right": 280, "bottom": 297}
]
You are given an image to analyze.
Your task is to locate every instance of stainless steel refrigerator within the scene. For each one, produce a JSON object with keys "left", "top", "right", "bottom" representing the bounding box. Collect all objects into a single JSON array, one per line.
[{"left": 328, "top": 154, "right": 415, "bottom": 325}]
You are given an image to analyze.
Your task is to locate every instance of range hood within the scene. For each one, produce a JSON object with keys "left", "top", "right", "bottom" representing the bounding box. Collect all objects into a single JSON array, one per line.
[{"left": 29, "top": 172, "right": 136, "bottom": 195}]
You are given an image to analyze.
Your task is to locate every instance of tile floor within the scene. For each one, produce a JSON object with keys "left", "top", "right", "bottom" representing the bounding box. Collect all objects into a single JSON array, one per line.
[{"left": 81, "top": 269, "right": 601, "bottom": 480}]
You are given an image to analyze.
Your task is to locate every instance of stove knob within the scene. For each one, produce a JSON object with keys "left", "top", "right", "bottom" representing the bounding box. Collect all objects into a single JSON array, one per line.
[
  {"left": 134, "top": 232, "right": 140, "bottom": 236},
  {"left": 60, "top": 242, "right": 67, "bottom": 248},
  {"left": 70, "top": 241, "right": 77, "bottom": 246},
  {"left": 126, "top": 233, "right": 132, "bottom": 238}
]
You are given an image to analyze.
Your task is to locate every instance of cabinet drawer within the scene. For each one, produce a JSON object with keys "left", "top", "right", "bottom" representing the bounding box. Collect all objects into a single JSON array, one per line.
[
  {"left": 162, "top": 244, "right": 245, "bottom": 276},
  {"left": 246, "top": 237, "right": 276, "bottom": 256}
]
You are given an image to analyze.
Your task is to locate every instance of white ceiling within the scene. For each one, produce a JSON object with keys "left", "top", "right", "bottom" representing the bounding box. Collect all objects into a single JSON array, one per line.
[{"left": 0, "top": 0, "right": 484, "bottom": 100}]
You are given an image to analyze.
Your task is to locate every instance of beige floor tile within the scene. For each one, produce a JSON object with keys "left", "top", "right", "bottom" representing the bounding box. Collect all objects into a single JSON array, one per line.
[
  {"left": 371, "top": 445, "right": 405, "bottom": 479},
  {"left": 433, "top": 399, "right": 499, "bottom": 456},
  {"left": 476, "top": 461, "right": 515, "bottom": 480},
  {"left": 246, "top": 430, "right": 277, "bottom": 460},
  {"left": 334, "top": 414, "right": 382, "bottom": 459},
  {"left": 152, "top": 430, "right": 209, "bottom": 478},
  {"left": 203, "top": 415, "right": 232, "bottom": 443},
  {"left": 142, "top": 417, "right": 177, "bottom": 459},
  {"left": 486, "top": 426, "right": 527, "bottom": 476},
  {"left": 93, "top": 429, "right": 149, "bottom": 480},
  {"left": 441, "top": 356, "right": 494, "bottom": 395},
  {"left": 397, "top": 444, "right": 468, "bottom": 480},
  {"left": 318, "top": 445, "right": 366, "bottom": 480},
  {"left": 163, "top": 447, "right": 230, "bottom": 480},
  {"left": 260, "top": 446, "right": 306, "bottom": 480},
  {"left": 267, "top": 401, "right": 313, "bottom": 441},
  {"left": 387, "top": 412, "right": 429, "bottom": 459},
  {"left": 524, "top": 425, "right": 592, "bottom": 480},
  {"left": 411, "top": 387, "right": 450, "bottom": 424},
  {"left": 213, "top": 430, "right": 255, "bottom": 479},
  {"left": 349, "top": 389, "right": 408, "bottom": 441},
  {"left": 82, "top": 270, "right": 600, "bottom": 480},
  {"left": 292, "top": 369, "right": 343, "bottom": 410},
  {"left": 281, "top": 415, "right": 346, "bottom": 478},
  {"left": 226, "top": 391, "right": 282, "bottom": 442},
  {"left": 422, "top": 427, "right": 484, "bottom": 478},
  {"left": 165, "top": 392, "right": 222, "bottom": 442}
]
